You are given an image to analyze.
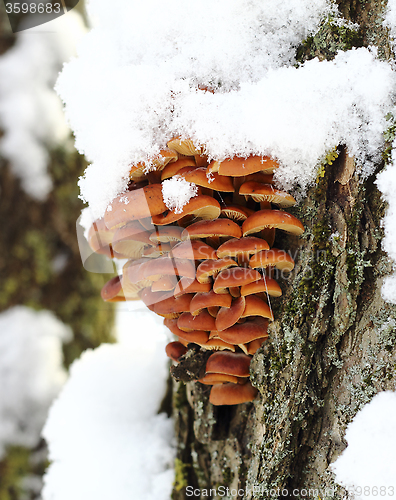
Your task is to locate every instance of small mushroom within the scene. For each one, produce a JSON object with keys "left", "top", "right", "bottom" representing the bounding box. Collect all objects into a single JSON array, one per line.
[
  {"left": 239, "top": 182, "right": 296, "bottom": 207},
  {"left": 249, "top": 248, "right": 295, "bottom": 272},
  {"left": 165, "top": 341, "right": 188, "bottom": 362},
  {"left": 242, "top": 209, "right": 304, "bottom": 237},
  {"left": 152, "top": 195, "right": 221, "bottom": 225},
  {"left": 177, "top": 310, "right": 216, "bottom": 332},
  {"left": 207, "top": 156, "right": 279, "bottom": 177},
  {"left": 213, "top": 267, "right": 261, "bottom": 294},
  {"left": 190, "top": 289, "right": 232, "bottom": 316},
  {"left": 209, "top": 381, "right": 258, "bottom": 405},
  {"left": 196, "top": 257, "right": 238, "bottom": 284}
]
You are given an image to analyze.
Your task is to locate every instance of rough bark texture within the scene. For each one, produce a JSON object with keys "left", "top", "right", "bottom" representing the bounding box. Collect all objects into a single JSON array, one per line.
[{"left": 171, "top": 2, "right": 396, "bottom": 498}]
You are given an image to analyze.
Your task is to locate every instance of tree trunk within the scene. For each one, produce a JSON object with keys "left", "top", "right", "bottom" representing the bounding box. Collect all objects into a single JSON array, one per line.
[{"left": 171, "top": 2, "right": 396, "bottom": 498}]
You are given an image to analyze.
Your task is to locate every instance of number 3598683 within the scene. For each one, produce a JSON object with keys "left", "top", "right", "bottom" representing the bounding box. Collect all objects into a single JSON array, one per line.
[{"left": 5, "top": 3, "right": 62, "bottom": 14}]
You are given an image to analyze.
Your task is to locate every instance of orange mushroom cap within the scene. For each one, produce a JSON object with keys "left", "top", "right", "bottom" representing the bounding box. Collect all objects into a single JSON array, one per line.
[
  {"left": 153, "top": 293, "right": 194, "bottom": 318},
  {"left": 249, "top": 248, "right": 295, "bottom": 272},
  {"left": 173, "top": 277, "right": 212, "bottom": 297},
  {"left": 215, "top": 317, "right": 268, "bottom": 344},
  {"left": 208, "top": 156, "right": 279, "bottom": 177},
  {"left": 165, "top": 341, "right": 188, "bottom": 362},
  {"left": 167, "top": 137, "right": 204, "bottom": 156},
  {"left": 241, "top": 295, "right": 274, "bottom": 321},
  {"left": 181, "top": 218, "right": 242, "bottom": 241},
  {"left": 196, "top": 257, "right": 238, "bottom": 284},
  {"left": 171, "top": 240, "right": 217, "bottom": 261},
  {"left": 240, "top": 277, "right": 282, "bottom": 297},
  {"left": 101, "top": 275, "right": 125, "bottom": 302},
  {"left": 216, "top": 236, "right": 269, "bottom": 259},
  {"left": 242, "top": 209, "right": 304, "bottom": 236},
  {"left": 177, "top": 310, "right": 216, "bottom": 332},
  {"left": 179, "top": 167, "right": 234, "bottom": 192},
  {"left": 190, "top": 289, "right": 232, "bottom": 316},
  {"left": 213, "top": 267, "right": 261, "bottom": 294},
  {"left": 87, "top": 218, "right": 115, "bottom": 254},
  {"left": 152, "top": 195, "right": 221, "bottom": 226},
  {"left": 129, "top": 148, "right": 178, "bottom": 180},
  {"left": 209, "top": 381, "right": 258, "bottom": 405},
  {"left": 205, "top": 351, "right": 252, "bottom": 377},
  {"left": 220, "top": 204, "right": 255, "bottom": 222},
  {"left": 105, "top": 184, "right": 167, "bottom": 229},
  {"left": 239, "top": 182, "right": 296, "bottom": 207},
  {"left": 161, "top": 157, "right": 197, "bottom": 180},
  {"left": 215, "top": 296, "right": 246, "bottom": 331}
]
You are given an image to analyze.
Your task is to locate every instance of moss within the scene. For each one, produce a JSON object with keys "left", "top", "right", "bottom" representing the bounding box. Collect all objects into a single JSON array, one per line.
[
  {"left": 0, "top": 445, "right": 47, "bottom": 500},
  {"left": 222, "top": 467, "right": 235, "bottom": 485},
  {"left": 174, "top": 382, "right": 188, "bottom": 410},
  {"left": 296, "top": 16, "right": 363, "bottom": 63},
  {"left": 173, "top": 458, "right": 190, "bottom": 492}
]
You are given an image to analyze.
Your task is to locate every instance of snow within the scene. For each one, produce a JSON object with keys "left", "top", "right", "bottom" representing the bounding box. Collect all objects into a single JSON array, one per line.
[
  {"left": 162, "top": 176, "right": 198, "bottom": 214},
  {"left": 0, "top": 11, "right": 86, "bottom": 200},
  {"left": 55, "top": 0, "right": 392, "bottom": 219},
  {"left": 332, "top": 391, "right": 396, "bottom": 496},
  {"left": 42, "top": 306, "right": 175, "bottom": 500},
  {"left": 0, "top": 306, "right": 71, "bottom": 459},
  {"left": 376, "top": 147, "right": 396, "bottom": 303}
]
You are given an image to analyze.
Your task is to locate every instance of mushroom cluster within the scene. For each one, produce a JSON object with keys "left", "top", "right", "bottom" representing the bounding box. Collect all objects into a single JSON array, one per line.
[{"left": 88, "top": 138, "right": 304, "bottom": 405}]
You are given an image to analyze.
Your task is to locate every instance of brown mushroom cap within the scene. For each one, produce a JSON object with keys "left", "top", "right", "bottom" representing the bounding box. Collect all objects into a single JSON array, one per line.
[
  {"left": 203, "top": 339, "right": 236, "bottom": 351},
  {"left": 101, "top": 275, "right": 125, "bottom": 302},
  {"left": 240, "top": 277, "right": 282, "bottom": 297},
  {"left": 243, "top": 337, "right": 267, "bottom": 356},
  {"left": 205, "top": 351, "right": 251, "bottom": 377},
  {"left": 161, "top": 157, "right": 196, "bottom": 180},
  {"left": 105, "top": 184, "right": 167, "bottom": 229},
  {"left": 178, "top": 310, "right": 216, "bottom": 332},
  {"left": 171, "top": 240, "right": 217, "bottom": 261},
  {"left": 239, "top": 182, "right": 296, "bottom": 207},
  {"left": 196, "top": 258, "right": 238, "bottom": 284},
  {"left": 179, "top": 167, "right": 234, "bottom": 192},
  {"left": 215, "top": 317, "right": 268, "bottom": 344},
  {"left": 173, "top": 277, "right": 212, "bottom": 297},
  {"left": 151, "top": 274, "right": 178, "bottom": 292},
  {"left": 129, "top": 148, "right": 178, "bottom": 180},
  {"left": 152, "top": 195, "right": 221, "bottom": 225},
  {"left": 220, "top": 205, "right": 255, "bottom": 222},
  {"left": 128, "top": 256, "right": 196, "bottom": 283},
  {"left": 216, "top": 236, "right": 270, "bottom": 260},
  {"left": 167, "top": 136, "right": 203, "bottom": 156},
  {"left": 163, "top": 318, "right": 210, "bottom": 344},
  {"left": 112, "top": 223, "right": 153, "bottom": 259},
  {"left": 165, "top": 341, "right": 188, "bottom": 362},
  {"left": 242, "top": 209, "right": 305, "bottom": 236},
  {"left": 149, "top": 226, "right": 183, "bottom": 244},
  {"left": 142, "top": 242, "right": 171, "bottom": 258},
  {"left": 190, "top": 289, "right": 232, "bottom": 316},
  {"left": 208, "top": 156, "right": 279, "bottom": 177},
  {"left": 198, "top": 373, "right": 240, "bottom": 385},
  {"left": 140, "top": 287, "right": 175, "bottom": 309},
  {"left": 181, "top": 218, "right": 242, "bottom": 241},
  {"left": 153, "top": 293, "right": 194, "bottom": 318},
  {"left": 215, "top": 296, "right": 246, "bottom": 331},
  {"left": 241, "top": 295, "right": 274, "bottom": 321},
  {"left": 87, "top": 218, "right": 115, "bottom": 254},
  {"left": 213, "top": 267, "right": 261, "bottom": 294},
  {"left": 249, "top": 248, "right": 295, "bottom": 272},
  {"left": 209, "top": 381, "right": 258, "bottom": 405}
]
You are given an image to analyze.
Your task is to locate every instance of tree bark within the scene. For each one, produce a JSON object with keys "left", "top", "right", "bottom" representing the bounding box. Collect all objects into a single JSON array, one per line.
[{"left": 171, "top": 2, "right": 396, "bottom": 498}]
